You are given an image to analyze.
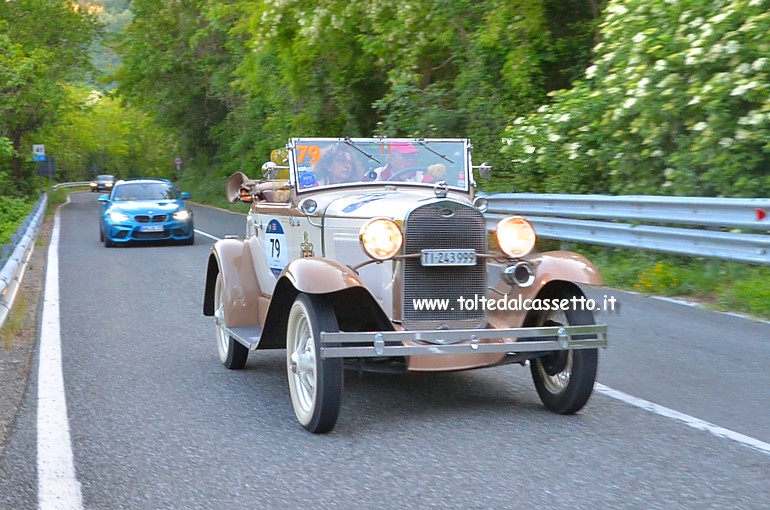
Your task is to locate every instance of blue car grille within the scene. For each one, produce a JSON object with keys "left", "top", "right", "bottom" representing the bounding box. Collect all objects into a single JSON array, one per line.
[{"left": 135, "top": 214, "right": 168, "bottom": 223}]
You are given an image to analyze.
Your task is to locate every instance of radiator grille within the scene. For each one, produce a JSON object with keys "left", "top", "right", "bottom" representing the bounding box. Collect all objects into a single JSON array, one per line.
[
  {"left": 402, "top": 201, "right": 487, "bottom": 330},
  {"left": 135, "top": 215, "right": 168, "bottom": 223}
]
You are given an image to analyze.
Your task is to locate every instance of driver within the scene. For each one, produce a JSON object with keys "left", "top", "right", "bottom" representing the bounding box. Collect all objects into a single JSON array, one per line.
[{"left": 373, "top": 142, "right": 418, "bottom": 180}]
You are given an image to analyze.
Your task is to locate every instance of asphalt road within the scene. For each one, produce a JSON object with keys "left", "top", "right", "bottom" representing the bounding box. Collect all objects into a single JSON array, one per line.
[{"left": 1, "top": 192, "right": 769, "bottom": 509}]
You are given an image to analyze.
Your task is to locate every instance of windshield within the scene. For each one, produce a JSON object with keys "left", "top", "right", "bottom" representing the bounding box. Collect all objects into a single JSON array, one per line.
[
  {"left": 289, "top": 138, "right": 470, "bottom": 193},
  {"left": 112, "top": 182, "right": 179, "bottom": 201},
  {"left": 97, "top": 175, "right": 114, "bottom": 181}
]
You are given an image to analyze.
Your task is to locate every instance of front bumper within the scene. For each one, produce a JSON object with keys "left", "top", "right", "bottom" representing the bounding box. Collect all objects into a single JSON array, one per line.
[
  {"left": 106, "top": 220, "right": 194, "bottom": 242},
  {"left": 320, "top": 324, "right": 607, "bottom": 359}
]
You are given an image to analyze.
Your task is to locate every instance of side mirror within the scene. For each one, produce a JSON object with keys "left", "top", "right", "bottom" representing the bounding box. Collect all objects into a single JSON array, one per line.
[
  {"left": 181, "top": 192, "right": 191, "bottom": 200},
  {"left": 476, "top": 162, "right": 493, "bottom": 180},
  {"left": 261, "top": 161, "right": 289, "bottom": 180},
  {"left": 98, "top": 195, "right": 109, "bottom": 203}
]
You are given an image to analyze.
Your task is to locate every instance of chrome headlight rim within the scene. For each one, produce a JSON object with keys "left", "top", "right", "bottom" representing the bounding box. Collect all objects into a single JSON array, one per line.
[
  {"left": 359, "top": 217, "right": 403, "bottom": 261},
  {"left": 495, "top": 216, "right": 536, "bottom": 258}
]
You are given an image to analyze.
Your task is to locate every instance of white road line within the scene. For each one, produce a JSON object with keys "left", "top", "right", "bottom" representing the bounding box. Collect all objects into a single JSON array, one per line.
[
  {"left": 596, "top": 383, "right": 770, "bottom": 456},
  {"left": 37, "top": 211, "right": 83, "bottom": 510},
  {"left": 194, "top": 229, "right": 220, "bottom": 241}
]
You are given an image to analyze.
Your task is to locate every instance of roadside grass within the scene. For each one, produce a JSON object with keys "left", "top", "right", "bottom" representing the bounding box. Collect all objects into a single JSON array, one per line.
[
  {"left": 176, "top": 169, "right": 250, "bottom": 214},
  {"left": 557, "top": 242, "right": 770, "bottom": 320},
  {"left": 46, "top": 186, "right": 89, "bottom": 211},
  {"left": 1, "top": 289, "right": 27, "bottom": 350}
]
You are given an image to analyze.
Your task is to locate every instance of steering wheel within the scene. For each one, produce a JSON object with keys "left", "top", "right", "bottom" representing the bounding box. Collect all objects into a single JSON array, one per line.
[{"left": 387, "top": 167, "right": 426, "bottom": 182}]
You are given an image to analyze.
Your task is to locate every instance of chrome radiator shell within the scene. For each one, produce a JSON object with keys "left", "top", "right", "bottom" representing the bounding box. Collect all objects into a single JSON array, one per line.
[{"left": 401, "top": 201, "right": 487, "bottom": 330}]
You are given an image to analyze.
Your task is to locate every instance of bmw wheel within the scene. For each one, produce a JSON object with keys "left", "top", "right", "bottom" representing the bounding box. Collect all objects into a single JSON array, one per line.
[
  {"left": 214, "top": 272, "right": 248, "bottom": 369},
  {"left": 530, "top": 287, "right": 599, "bottom": 414},
  {"left": 286, "top": 293, "right": 343, "bottom": 433}
]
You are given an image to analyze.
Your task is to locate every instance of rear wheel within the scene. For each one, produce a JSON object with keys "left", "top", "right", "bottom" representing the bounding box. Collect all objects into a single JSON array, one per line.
[
  {"left": 286, "top": 294, "right": 343, "bottom": 433},
  {"left": 530, "top": 287, "right": 598, "bottom": 414},
  {"left": 214, "top": 272, "right": 248, "bottom": 369}
]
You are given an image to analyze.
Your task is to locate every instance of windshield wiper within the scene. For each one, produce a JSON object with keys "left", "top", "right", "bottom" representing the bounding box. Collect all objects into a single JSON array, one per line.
[
  {"left": 343, "top": 137, "right": 382, "bottom": 165},
  {"left": 416, "top": 139, "right": 454, "bottom": 164}
]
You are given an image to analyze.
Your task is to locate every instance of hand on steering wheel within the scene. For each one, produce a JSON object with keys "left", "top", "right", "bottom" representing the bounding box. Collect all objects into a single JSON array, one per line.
[{"left": 387, "top": 167, "right": 426, "bottom": 182}]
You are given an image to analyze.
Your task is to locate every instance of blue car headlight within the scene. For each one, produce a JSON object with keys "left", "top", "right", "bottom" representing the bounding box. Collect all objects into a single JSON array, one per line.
[
  {"left": 172, "top": 209, "right": 191, "bottom": 220},
  {"left": 108, "top": 211, "right": 130, "bottom": 222}
]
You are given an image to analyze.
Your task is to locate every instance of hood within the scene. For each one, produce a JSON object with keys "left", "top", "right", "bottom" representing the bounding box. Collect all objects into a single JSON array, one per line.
[
  {"left": 109, "top": 200, "right": 183, "bottom": 214},
  {"left": 311, "top": 187, "right": 473, "bottom": 221}
]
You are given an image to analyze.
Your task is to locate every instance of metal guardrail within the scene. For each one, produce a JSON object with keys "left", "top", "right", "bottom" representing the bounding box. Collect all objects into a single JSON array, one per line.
[
  {"left": 51, "top": 182, "right": 90, "bottom": 190},
  {"left": 0, "top": 194, "right": 47, "bottom": 330},
  {"left": 484, "top": 194, "right": 770, "bottom": 264},
  {"left": 2, "top": 190, "right": 769, "bottom": 330}
]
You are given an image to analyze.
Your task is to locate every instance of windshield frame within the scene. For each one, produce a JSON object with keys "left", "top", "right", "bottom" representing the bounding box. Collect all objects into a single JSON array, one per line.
[{"left": 287, "top": 137, "right": 473, "bottom": 195}]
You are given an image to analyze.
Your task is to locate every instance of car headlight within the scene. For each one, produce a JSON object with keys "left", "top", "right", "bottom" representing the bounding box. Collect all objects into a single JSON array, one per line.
[
  {"left": 108, "top": 211, "right": 130, "bottom": 222},
  {"left": 173, "top": 209, "right": 191, "bottom": 220},
  {"left": 90, "top": 182, "right": 97, "bottom": 187},
  {"left": 495, "top": 216, "right": 536, "bottom": 258},
  {"left": 359, "top": 218, "right": 403, "bottom": 260},
  {"left": 106, "top": 182, "right": 113, "bottom": 187}
]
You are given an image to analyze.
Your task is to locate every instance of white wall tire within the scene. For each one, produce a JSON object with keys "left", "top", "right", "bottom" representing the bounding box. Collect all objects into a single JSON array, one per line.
[
  {"left": 214, "top": 272, "right": 248, "bottom": 369},
  {"left": 286, "top": 294, "right": 343, "bottom": 433}
]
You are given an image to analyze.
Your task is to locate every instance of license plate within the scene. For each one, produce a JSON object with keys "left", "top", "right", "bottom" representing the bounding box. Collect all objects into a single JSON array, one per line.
[
  {"left": 140, "top": 225, "right": 164, "bottom": 232},
  {"left": 420, "top": 249, "right": 476, "bottom": 267}
]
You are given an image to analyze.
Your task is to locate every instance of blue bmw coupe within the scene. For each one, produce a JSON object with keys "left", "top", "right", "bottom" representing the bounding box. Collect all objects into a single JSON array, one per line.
[{"left": 98, "top": 178, "right": 195, "bottom": 247}]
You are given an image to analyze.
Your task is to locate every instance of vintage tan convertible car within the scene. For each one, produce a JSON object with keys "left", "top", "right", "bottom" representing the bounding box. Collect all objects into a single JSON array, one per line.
[{"left": 202, "top": 137, "right": 607, "bottom": 433}]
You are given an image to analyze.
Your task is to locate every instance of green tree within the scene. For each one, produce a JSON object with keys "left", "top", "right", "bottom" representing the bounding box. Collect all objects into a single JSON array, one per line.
[
  {"left": 34, "top": 86, "right": 179, "bottom": 182},
  {"left": 501, "top": 0, "right": 770, "bottom": 197},
  {"left": 0, "top": 1, "right": 100, "bottom": 190},
  {"left": 115, "top": 0, "right": 230, "bottom": 164}
]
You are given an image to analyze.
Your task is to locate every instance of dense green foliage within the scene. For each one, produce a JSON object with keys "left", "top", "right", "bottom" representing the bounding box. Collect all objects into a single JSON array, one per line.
[
  {"left": 502, "top": 0, "right": 770, "bottom": 197},
  {"left": 0, "top": 0, "right": 100, "bottom": 193},
  {"left": 115, "top": 0, "right": 601, "bottom": 181},
  {"left": 0, "top": 197, "right": 34, "bottom": 246}
]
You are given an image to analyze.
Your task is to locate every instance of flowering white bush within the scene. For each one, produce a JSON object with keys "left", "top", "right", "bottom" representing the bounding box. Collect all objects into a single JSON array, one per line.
[{"left": 501, "top": 0, "right": 770, "bottom": 197}]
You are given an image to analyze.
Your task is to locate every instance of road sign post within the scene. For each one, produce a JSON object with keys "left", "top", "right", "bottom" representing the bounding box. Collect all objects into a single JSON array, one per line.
[{"left": 33, "top": 144, "right": 46, "bottom": 162}]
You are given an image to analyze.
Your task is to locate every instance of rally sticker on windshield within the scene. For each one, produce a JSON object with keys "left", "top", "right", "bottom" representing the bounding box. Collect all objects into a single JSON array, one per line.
[{"left": 265, "top": 219, "right": 288, "bottom": 277}]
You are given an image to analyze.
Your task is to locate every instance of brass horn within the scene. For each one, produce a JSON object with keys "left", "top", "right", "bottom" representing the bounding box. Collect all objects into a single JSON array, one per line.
[{"left": 225, "top": 172, "right": 253, "bottom": 203}]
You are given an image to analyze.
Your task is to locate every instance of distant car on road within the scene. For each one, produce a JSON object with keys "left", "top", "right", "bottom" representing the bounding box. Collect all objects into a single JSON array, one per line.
[
  {"left": 90, "top": 174, "right": 115, "bottom": 193},
  {"left": 98, "top": 178, "right": 194, "bottom": 247}
]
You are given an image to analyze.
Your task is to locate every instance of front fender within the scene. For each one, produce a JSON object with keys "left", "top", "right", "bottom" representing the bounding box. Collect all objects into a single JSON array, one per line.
[
  {"left": 486, "top": 250, "right": 602, "bottom": 329},
  {"left": 202, "top": 238, "right": 261, "bottom": 328},
  {"left": 258, "top": 258, "right": 390, "bottom": 349},
  {"left": 281, "top": 257, "right": 366, "bottom": 294}
]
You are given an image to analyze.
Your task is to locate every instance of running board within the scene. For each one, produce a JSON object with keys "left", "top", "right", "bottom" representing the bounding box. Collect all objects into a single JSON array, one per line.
[{"left": 224, "top": 326, "right": 263, "bottom": 351}]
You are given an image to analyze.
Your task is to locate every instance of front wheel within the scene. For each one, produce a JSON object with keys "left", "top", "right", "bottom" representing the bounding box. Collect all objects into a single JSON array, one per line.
[
  {"left": 530, "top": 287, "right": 598, "bottom": 414},
  {"left": 214, "top": 272, "right": 248, "bottom": 369},
  {"left": 286, "top": 294, "right": 343, "bottom": 433}
]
